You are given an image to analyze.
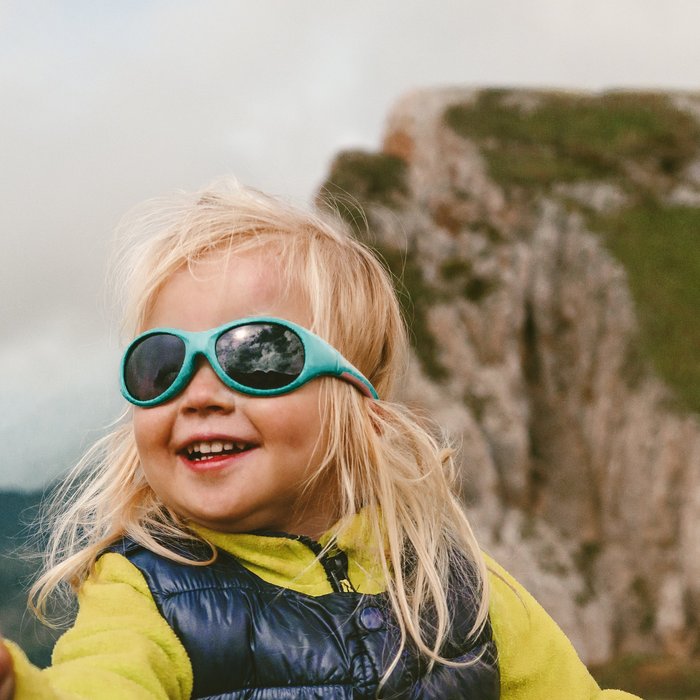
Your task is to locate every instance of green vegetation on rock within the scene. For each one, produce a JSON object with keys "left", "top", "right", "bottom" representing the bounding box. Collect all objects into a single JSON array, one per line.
[
  {"left": 319, "top": 149, "right": 408, "bottom": 228},
  {"left": 594, "top": 204, "right": 700, "bottom": 413},
  {"left": 371, "top": 244, "right": 449, "bottom": 381},
  {"left": 440, "top": 258, "right": 496, "bottom": 302},
  {"left": 444, "top": 90, "right": 700, "bottom": 189}
]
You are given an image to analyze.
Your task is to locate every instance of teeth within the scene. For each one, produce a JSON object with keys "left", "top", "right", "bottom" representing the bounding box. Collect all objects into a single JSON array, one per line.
[{"left": 185, "top": 440, "right": 252, "bottom": 458}]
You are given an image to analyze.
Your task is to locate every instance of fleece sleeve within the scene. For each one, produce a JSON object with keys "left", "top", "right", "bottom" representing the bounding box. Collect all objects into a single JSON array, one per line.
[
  {"left": 486, "top": 555, "right": 640, "bottom": 699},
  {"left": 6, "top": 553, "right": 193, "bottom": 700}
]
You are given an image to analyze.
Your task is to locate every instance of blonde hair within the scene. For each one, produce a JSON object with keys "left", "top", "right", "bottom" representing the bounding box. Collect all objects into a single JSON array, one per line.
[{"left": 31, "top": 179, "right": 489, "bottom": 677}]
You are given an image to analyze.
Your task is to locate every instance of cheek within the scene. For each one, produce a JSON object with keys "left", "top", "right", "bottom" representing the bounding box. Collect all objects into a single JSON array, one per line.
[
  {"left": 132, "top": 410, "right": 149, "bottom": 450},
  {"left": 132, "top": 408, "right": 169, "bottom": 461},
  {"left": 258, "top": 391, "right": 325, "bottom": 452}
]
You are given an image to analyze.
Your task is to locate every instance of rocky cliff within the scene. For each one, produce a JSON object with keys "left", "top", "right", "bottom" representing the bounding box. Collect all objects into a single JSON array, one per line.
[{"left": 319, "top": 88, "right": 700, "bottom": 665}]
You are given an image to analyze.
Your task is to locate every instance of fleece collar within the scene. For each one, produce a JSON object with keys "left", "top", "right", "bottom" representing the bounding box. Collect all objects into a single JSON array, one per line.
[{"left": 191, "top": 511, "right": 386, "bottom": 597}]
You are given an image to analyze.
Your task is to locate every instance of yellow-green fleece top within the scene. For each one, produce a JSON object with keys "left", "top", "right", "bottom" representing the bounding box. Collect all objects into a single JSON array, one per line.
[{"left": 6, "top": 514, "right": 640, "bottom": 699}]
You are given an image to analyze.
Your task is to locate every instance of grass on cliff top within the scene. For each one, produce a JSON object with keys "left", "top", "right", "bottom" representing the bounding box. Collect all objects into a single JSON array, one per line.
[
  {"left": 594, "top": 203, "right": 700, "bottom": 414},
  {"left": 318, "top": 149, "right": 409, "bottom": 228},
  {"left": 444, "top": 90, "right": 700, "bottom": 188}
]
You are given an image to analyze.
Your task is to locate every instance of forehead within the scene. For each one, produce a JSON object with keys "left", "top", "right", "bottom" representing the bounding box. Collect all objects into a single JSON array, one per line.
[{"left": 145, "top": 250, "right": 311, "bottom": 331}]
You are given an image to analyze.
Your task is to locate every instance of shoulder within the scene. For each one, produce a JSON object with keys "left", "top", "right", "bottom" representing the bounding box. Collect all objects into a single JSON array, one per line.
[
  {"left": 34, "top": 546, "right": 196, "bottom": 699},
  {"left": 484, "top": 553, "right": 590, "bottom": 657},
  {"left": 103, "top": 535, "right": 215, "bottom": 579},
  {"left": 103, "top": 535, "right": 271, "bottom": 603},
  {"left": 91, "top": 547, "right": 153, "bottom": 596},
  {"left": 484, "top": 551, "right": 571, "bottom": 652},
  {"left": 484, "top": 554, "right": 534, "bottom": 631},
  {"left": 74, "top": 546, "right": 165, "bottom": 620},
  {"left": 85, "top": 538, "right": 211, "bottom": 614},
  {"left": 483, "top": 553, "right": 609, "bottom": 698}
]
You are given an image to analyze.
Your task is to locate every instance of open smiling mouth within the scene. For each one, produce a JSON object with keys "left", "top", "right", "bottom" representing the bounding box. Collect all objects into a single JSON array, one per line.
[{"left": 183, "top": 440, "right": 257, "bottom": 462}]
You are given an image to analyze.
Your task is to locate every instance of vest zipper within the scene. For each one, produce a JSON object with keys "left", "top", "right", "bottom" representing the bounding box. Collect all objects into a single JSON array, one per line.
[
  {"left": 257, "top": 531, "right": 356, "bottom": 593},
  {"left": 320, "top": 546, "right": 356, "bottom": 593}
]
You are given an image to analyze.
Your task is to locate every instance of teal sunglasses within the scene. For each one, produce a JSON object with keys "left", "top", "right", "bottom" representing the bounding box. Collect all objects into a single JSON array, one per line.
[{"left": 120, "top": 316, "right": 378, "bottom": 407}]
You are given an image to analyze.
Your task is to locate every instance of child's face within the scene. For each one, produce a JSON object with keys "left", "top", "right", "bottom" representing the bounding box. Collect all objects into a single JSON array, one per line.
[{"left": 132, "top": 250, "right": 336, "bottom": 538}]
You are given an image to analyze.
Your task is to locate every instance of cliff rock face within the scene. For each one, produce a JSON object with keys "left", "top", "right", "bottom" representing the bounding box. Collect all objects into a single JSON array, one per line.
[{"left": 319, "top": 88, "right": 700, "bottom": 664}]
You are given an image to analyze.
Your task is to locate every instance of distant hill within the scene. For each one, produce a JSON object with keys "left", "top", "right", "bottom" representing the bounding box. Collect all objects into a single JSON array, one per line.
[
  {"left": 0, "top": 490, "right": 42, "bottom": 544},
  {"left": 0, "top": 489, "right": 57, "bottom": 667}
]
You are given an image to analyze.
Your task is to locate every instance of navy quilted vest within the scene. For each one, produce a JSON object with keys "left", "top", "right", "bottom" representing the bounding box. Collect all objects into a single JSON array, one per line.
[{"left": 115, "top": 539, "right": 500, "bottom": 699}]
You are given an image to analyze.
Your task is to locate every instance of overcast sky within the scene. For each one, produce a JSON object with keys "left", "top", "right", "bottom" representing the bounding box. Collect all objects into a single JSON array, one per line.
[{"left": 1, "top": 0, "right": 699, "bottom": 489}]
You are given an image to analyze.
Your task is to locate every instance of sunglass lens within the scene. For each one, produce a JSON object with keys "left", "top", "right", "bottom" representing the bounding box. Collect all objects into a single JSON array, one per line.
[
  {"left": 216, "top": 323, "right": 304, "bottom": 390},
  {"left": 124, "top": 334, "right": 186, "bottom": 402}
]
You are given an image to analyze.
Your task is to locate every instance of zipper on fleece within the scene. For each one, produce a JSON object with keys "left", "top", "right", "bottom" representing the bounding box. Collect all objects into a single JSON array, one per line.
[
  {"left": 256, "top": 531, "right": 357, "bottom": 593},
  {"left": 290, "top": 534, "right": 357, "bottom": 593}
]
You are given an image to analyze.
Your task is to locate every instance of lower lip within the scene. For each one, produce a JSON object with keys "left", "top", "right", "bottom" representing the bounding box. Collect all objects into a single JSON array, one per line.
[{"left": 180, "top": 449, "right": 256, "bottom": 474}]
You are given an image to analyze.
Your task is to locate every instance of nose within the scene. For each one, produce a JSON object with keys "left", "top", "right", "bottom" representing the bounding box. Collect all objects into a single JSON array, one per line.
[{"left": 179, "top": 358, "right": 237, "bottom": 414}]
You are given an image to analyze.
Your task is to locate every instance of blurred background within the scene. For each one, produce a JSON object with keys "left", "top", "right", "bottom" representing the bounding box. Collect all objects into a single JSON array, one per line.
[{"left": 1, "top": 2, "right": 699, "bottom": 696}]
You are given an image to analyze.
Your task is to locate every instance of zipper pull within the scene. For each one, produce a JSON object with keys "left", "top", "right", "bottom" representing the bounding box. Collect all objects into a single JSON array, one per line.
[
  {"left": 288, "top": 533, "right": 357, "bottom": 593},
  {"left": 323, "top": 548, "right": 356, "bottom": 593}
]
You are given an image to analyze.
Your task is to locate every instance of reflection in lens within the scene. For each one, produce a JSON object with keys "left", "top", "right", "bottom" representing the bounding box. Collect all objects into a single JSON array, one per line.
[
  {"left": 216, "top": 323, "right": 304, "bottom": 389},
  {"left": 124, "top": 334, "right": 186, "bottom": 401}
]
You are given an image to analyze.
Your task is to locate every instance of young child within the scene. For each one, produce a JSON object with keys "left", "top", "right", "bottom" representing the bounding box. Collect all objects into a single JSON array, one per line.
[{"left": 0, "top": 181, "right": 639, "bottom": 699}]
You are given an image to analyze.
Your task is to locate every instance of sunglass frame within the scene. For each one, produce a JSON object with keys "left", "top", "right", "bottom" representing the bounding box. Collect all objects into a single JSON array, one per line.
[{"left": 120, "top": 316, "right": 378, "bottom": 407}]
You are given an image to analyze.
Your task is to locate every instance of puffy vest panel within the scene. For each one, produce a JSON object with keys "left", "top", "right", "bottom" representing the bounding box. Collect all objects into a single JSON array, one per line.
[{"left": 115, "top": 540, "right": 500, "bottom": 699}]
